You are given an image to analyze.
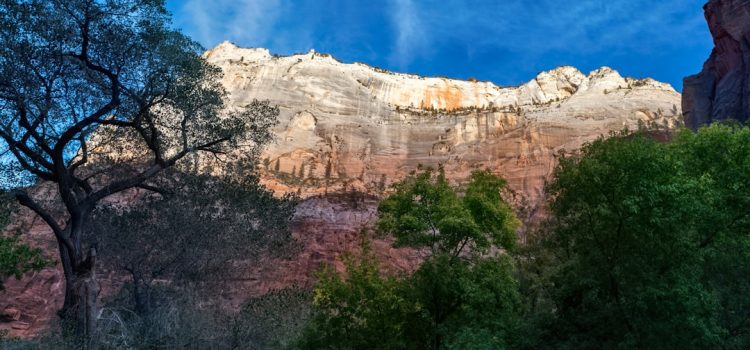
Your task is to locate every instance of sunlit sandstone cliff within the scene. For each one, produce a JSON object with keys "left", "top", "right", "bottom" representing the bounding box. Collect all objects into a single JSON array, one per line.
[
  {"left": 205, "top": 42, "right": 681, "bottom": 222},
  {"left": 1, "top": 44, "right": 681, "bottom": 337}
]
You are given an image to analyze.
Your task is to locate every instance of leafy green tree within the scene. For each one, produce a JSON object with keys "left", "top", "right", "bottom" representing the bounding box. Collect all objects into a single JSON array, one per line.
[
  {"left": 539, "top": 132, "right": 715, "bottom": 349},
  {"left": 297, "top": 168, "right": 522, "bottom": 349},
  {"left": 408, "top": 255, "right": 521, "bottom": 350},
  {"left": 379, "top": 167, "right": 521, "bottom": 348},
  {"left": 377, "top": 167, "right": 518, "bottom": 256},
  {"left": 295, "top": 247, "right": 417, "bottom": 350},
  {"left": 671, "top": 125, "right": 750, "bottom": 349},
  {"left": 528, "top": 126, "right": 750, "bottom": 349}
]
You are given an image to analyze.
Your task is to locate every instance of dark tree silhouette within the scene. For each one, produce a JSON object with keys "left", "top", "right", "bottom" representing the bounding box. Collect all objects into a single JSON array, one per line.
[{"left": 0, "top": 0, "right": 277, "bottom": 341}]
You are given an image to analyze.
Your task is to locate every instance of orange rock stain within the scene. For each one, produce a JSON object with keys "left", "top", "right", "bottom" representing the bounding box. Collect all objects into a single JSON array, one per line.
[{"left": 422, "top": 80, "right": 465, "bottom": 111}]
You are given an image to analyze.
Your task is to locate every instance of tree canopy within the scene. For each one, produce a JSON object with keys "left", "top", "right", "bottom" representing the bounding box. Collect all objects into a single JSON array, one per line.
[
  {"left": 296, "top": 169, "right": 522, "bottom": 349},
  {"left": 525, "top": 125, "right": 750, "bottom": 349},
  {"left": 377, "top": 167, "right": 518, "bottom": 256}
]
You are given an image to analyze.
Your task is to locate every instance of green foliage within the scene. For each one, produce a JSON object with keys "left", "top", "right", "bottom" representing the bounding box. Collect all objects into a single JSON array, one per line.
[
  {"left": 296, "top": 247, "right": 416, "bottom": 350},
  {"left": 297, "top": 169, "right": 522, "bottom": 349},
  {"left": 463, "top": 170, "right": 519, "bottom": 251},
  {"left": 671, "top": 125, "right": 750, "bottom": 349},
  {"left": 541, "top": 132, "right": 715, "bottom": 348},
  {"left": 296, "top": 245, "right": 522, "bottom": 350},
  {"left": 410, "top": 255, "right": 521, "bottom": 350},
  {"left": 377, "top": 167, "right": 518, "bottom": 256},
  {"left": 298, "top": 126, "right": 750, "bottom": 349},
  {"left": 0, "top": 236, "right": 47, "bottom": 291},
  {"left": 525, "top": 125, "right": 750, "bottom": 349},
  {"left": 0, "top": 191, "right": 46, "bottom": 290}
]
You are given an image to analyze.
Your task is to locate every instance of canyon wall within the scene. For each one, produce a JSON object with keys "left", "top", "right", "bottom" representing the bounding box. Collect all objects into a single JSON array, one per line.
[
  {"left": 683, "top": 0, "right": 750, "bottom": 128},
  {"left": 2, "top": 44, "right": 681, "bottom": 337}
]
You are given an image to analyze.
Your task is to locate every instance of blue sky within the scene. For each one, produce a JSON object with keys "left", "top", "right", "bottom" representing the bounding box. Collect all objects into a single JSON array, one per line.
[{"left": 166, "top": 0, "right": 713, "bottom": 91}]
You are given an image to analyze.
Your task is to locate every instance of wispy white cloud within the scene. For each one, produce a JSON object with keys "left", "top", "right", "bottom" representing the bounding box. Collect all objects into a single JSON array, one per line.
[
  {"left": 388, "top": 0, "right": 429, "bottom": 69},
  {"left": 175, "top": 0, "right": 283, "bottom": 49}
]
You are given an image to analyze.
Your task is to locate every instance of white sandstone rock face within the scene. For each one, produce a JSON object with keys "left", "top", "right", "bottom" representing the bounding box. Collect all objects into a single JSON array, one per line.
[{"left": 205, "top": 41, "right": 682, "bottom": 222}]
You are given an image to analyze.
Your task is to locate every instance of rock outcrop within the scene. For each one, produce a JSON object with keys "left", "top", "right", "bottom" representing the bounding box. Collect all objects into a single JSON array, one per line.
[
  {"left": 683, "top": 0, "right": 750, "bottom": 128},
  {"left": 206, "top": 42, "right": 681, "bottom": 222},
  {"left": 2, "top": 43, "right": 681, "bottom": 338}
]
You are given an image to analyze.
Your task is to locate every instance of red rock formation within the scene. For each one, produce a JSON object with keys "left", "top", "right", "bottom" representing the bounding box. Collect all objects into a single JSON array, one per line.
[{"left": 683, "top": 0, "right": 750, "bottom": 128}]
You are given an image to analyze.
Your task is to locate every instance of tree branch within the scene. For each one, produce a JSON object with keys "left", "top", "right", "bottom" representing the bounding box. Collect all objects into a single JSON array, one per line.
[
  {"left": 0, "top": 128, "right": 56, "bottom": 173},
  {"left": 135, "top": 183, "right": 170, "bottom": 196},
  {"left": 15, "top": 191, "right": 75, "bottom": 252},
  {"left": 699, "top": 212, "right": 750, "bottom": 248}
]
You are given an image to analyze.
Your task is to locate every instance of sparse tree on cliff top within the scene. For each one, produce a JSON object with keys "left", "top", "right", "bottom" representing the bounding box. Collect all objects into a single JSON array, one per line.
[{"left": 0, "top": 0, "right": 277, "bottom": 342}]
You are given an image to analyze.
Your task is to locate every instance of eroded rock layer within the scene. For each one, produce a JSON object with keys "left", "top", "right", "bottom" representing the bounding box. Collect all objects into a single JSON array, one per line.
[{"left": 683, "top": 0, "right": 750, "bottom": 128}]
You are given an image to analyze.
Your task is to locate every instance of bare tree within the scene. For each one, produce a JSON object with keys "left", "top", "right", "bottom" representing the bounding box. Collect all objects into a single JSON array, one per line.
[{"left": 0, "top": 0, "right": 277, "bottom": 341}]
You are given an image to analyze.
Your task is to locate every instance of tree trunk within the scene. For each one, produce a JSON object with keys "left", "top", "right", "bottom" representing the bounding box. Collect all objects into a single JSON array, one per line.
[
  {"left": 59, "top": 246, "right": 99, "bottom": 347},
  {"left": 133, "top": 277, "right": 152, "bottom": 316}
]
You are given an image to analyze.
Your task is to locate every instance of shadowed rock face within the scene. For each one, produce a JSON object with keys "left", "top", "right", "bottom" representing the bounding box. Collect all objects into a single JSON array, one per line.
[
  {"left": 683, "top": 0, "right": 750, "bottom": 128},
  {"left": 2, "top": 44, "right": 681, "bottom": 338},
  {"left": 206, "top": 42, "right": 681, "bottom": 222}
]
